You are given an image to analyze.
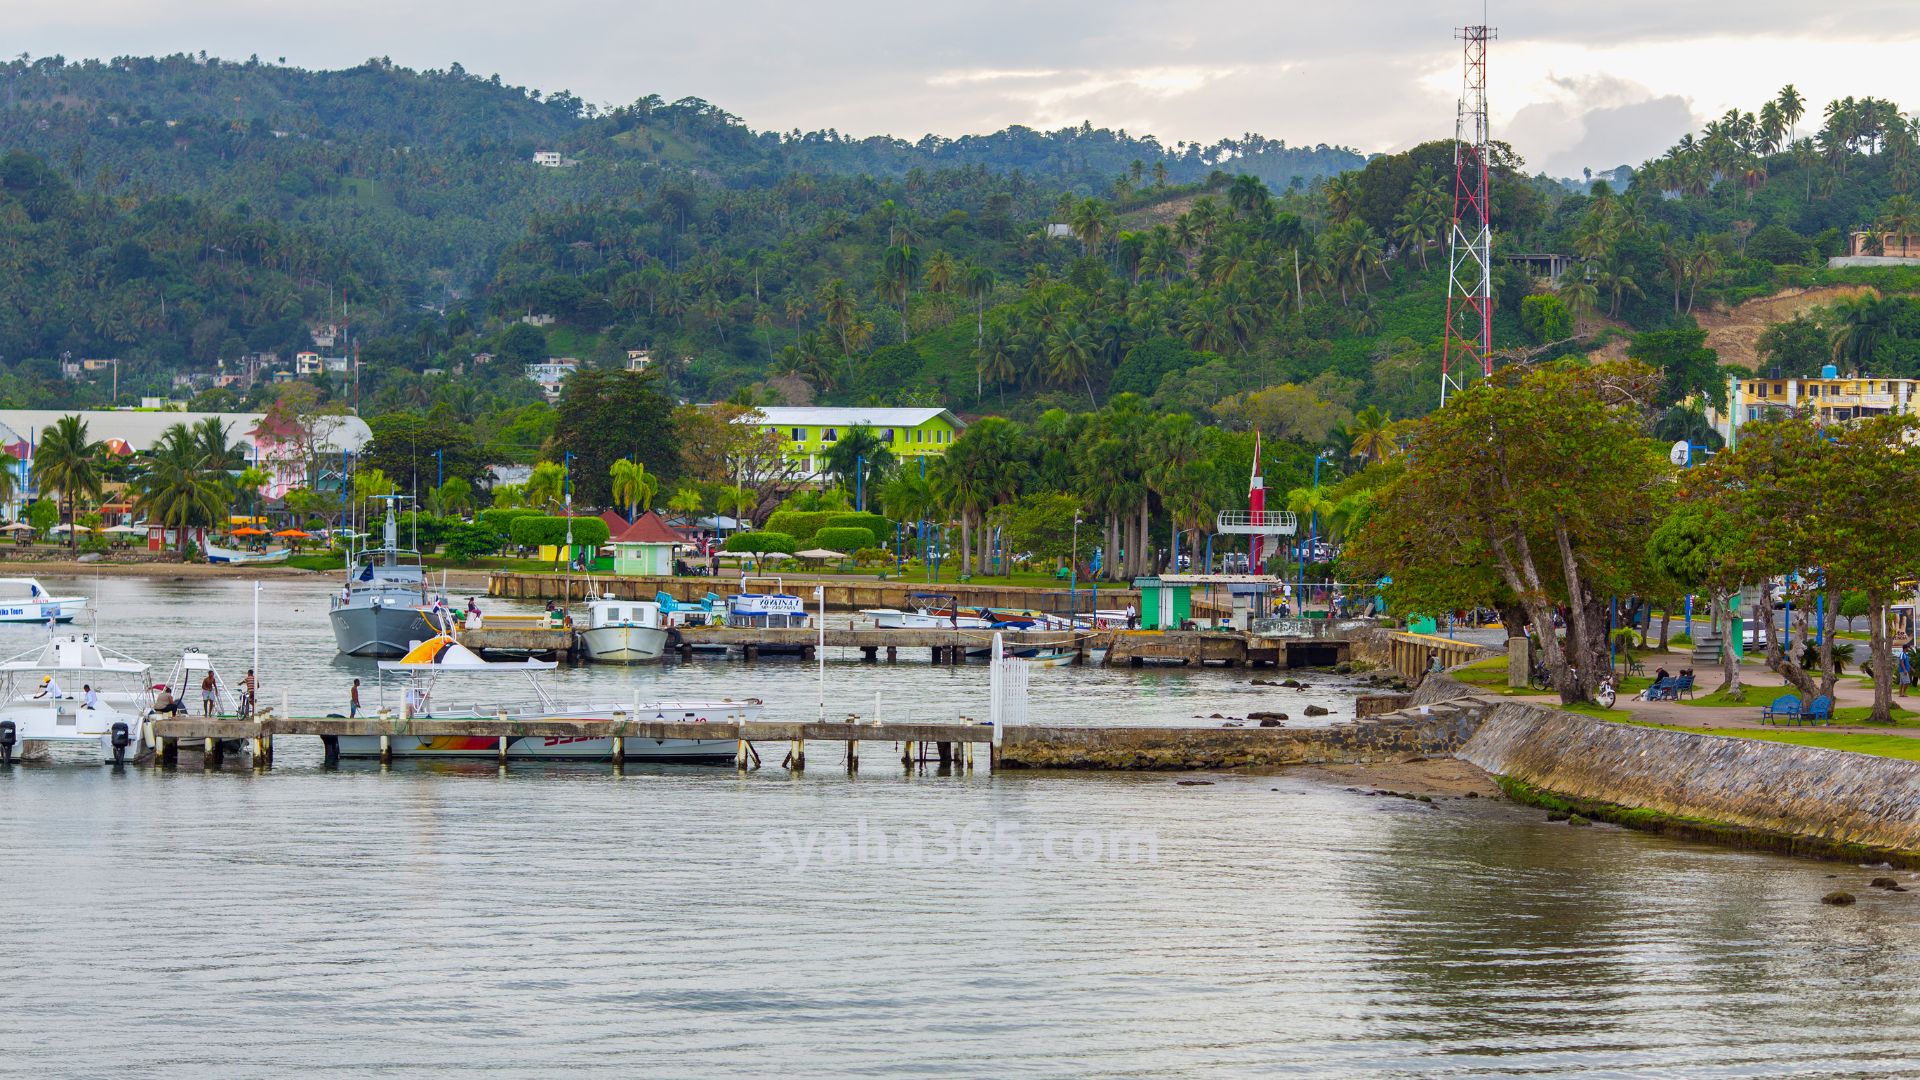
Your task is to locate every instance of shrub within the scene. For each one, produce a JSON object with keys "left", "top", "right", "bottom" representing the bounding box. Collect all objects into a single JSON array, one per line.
[
  {"left": 478, "top": 506, "right": 540, "bottom": 539},
  {"left": 723, "top": 530, "right": 797, "bottom": 554},
  {"left": 442, "top": 522, "right": 503, "bottom": 564},
  {"left": 824, "top": 512, "right": 892, "bottom": 547},
  {"left": 811, "top": 527, "right": 874, "bottom": 554},
  {"left": 763, "top": 510, "right": 834, "bottom": 544},
  {"left": 509, "top": 515, "right": 611, "bottom": 549}
]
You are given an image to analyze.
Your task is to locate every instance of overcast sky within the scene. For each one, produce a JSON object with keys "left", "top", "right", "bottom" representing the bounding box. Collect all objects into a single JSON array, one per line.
[{"left": 8, "top": 2, "right": 1919, "bottom": 177}]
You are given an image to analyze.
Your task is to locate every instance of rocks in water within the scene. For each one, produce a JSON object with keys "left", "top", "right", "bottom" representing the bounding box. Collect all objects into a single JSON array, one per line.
[
  {"left": 1546, "top": 811, "right": 1571, "bottom": 823},
  {"left": 1176, "top": 779, "right": 1214, "bottom": 787},
  {"left": 1822, "top": 891, "right": 1857, "bottom": 906},
  {"left": 1870, "top": 877, "right": 1901, "bottom": 889},
  {"left": 1248, "top": 710, "right": 1288, "bottom": 721},
  {"left": 1221, "top": 722, "right": 1243, "bottom": 728},
  {"left": 1209, "top": 713, "right": 1225, "bottom": 719},
  {"left": 1252, "top": 679, "right": 1278, "bottom": 686},
  {"left": 1416, "top": 795, "right": 1433, "bottom": 804},
  {"left": 1257, "top": 718, "right": 1284, "bottom": 728},
  {"left": 1335, "top": 661, "right": 1353, "bottom": 674},
  {"left": 1568, "top": 814, "right": 1592, "bottom": 827},
  {"left": 1303, "top": 704, "right": 1330, "bottom": 717},
  {"left": 1463, "top": 791, "right": 1481, "bottom": 799},
  {"left": 1280, "top": 678, "right": 1303, "bottom": 688}
]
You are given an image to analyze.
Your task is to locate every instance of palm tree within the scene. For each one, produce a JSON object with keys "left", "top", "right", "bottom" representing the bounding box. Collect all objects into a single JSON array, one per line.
[
  {"left": 666, "top": 487, "right": 703, "bottom": 517},
  {"left": 1778, "top": 84, "right": 1805, "bottom": 141},
  {"left": 715, "top": 485, "right": 758, "bottom": 529},
  {"left": 525, "top": 461, "right": 567, "bottom": 512},
  {"left": 878, "top": 244, "right": 922, "bottom": 340},
  {"left": 822, "top": 427, "right": 897, "bottom": 501},
  {"left": 609, "top": 458, "right": 658, "bottom": 521},
  {"left": 961, "top": 261, "right": 995, "bottom": 353},
  {"left": 816, "top": 278, "right": 856, "bottom": 354},
  {"left": 35, "top": 415, "right": 102, "bottom": 553},
  {"left": 428, "top": 477, "right": 475, "bottom": 518},
  {"left": 234, "top": 465, "right": 272, "bottom": 528},
  {"left": 191, "top": 417, "right": 242, "bottom": 475},
  {"left": 1875, "top": 194, "right": 1920, "bottom": 257},
  {"left": 1344, "top": 406, "right": 1399, "bottom": 464},
  {"left": 0, "top": 452, "right": 15, "bottom": 514},
  {"left": 136, "top": 426, "right": 229, "bottom": 553},
  {"left": 1594, "top": 252, "right": 1644, "bottom": 317},
  {"left": 1227, "top": 174, "right": 1270, "bottom": 220},
  {"left": 1069, "top": 197, "right": 1115, "bottom": 257},
  {"left": 1045, "top": 322, "right": 1100, "bottom": 407}
]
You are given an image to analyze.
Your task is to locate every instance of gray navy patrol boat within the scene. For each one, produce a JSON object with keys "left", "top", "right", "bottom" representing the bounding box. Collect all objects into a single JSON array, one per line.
[{"left": 329, "top": 501, "right": 439, "bottom": 658}]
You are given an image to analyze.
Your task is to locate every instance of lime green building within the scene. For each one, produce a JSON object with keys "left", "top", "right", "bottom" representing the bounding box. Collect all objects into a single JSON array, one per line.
[{"left": 746, "top": 407, "right": 966, "bottom": 481}]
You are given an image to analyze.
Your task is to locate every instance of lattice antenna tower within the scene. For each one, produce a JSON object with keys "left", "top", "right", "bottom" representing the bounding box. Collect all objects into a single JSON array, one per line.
[{"left": 1441, "top": 23, "right": 1496, "bottom": 406}]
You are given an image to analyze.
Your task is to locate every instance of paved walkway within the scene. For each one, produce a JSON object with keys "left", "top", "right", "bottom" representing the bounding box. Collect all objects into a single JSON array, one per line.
[{"left": 1606, "top": 648, "right": 1920, "bottom": 736}]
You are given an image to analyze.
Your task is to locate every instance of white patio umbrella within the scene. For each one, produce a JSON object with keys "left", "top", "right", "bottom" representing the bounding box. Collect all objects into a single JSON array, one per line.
[{"left": 794, "top": 548, "right": 847, "bottom": 560}]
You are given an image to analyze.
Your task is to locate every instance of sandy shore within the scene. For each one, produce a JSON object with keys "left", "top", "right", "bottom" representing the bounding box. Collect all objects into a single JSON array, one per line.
[{"left": 0, "top": 559, "right": 495, "bottom": 590}]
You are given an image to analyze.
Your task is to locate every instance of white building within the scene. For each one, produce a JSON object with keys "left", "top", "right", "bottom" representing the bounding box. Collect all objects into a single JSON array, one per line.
[
  {"left": 532, "top": 150, "right": 580, "bottom": 168},
  {"left": 525, "top": 359, "right": 580, "bottom": 399},
  {"left": 626, "top": 349, "right": 653, "bottom": 372}
]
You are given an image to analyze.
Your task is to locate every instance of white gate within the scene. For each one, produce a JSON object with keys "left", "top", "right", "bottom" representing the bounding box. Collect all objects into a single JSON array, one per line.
[{"left": 989, "top": 631, "right": 1029, "bottom": 747}]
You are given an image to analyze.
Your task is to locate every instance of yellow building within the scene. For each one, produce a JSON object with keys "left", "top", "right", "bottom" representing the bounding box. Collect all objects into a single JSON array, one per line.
[
  {"left": 1720, "top": 366, "right": 1920, "bottom": 448},
  {"left": 745, "top": 407, "right": 966, "bottom": 480}
]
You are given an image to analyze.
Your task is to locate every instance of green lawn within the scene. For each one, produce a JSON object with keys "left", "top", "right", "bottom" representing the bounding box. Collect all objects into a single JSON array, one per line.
[{"left": 1623, "top": 721, "right": 1920, "bottom": 762}]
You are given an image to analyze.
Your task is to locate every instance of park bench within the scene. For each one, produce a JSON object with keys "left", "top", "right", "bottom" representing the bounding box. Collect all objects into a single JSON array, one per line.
[
  {"left": 1807, "top": 694, "right": 1834, "bottom": 726},
  {"left": 1760, "top": 694, "right": 1802, "bottom": 725}
]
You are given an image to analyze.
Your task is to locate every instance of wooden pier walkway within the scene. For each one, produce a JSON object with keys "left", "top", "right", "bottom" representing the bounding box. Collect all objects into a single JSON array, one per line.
[{"left": 671, "top": 626, "right": 1098, "bottom": 663}]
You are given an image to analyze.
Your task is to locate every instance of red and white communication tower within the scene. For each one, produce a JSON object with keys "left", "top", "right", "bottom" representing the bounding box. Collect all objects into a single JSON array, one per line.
[{"left": 1441, "top": 23, "right": 1496, "bottom": 406}]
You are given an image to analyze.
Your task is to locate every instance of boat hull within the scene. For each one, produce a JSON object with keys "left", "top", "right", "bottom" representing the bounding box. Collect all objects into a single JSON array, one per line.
[
  {"left": 0, "top": 599, "right": 84, "bottom": 623},
  {"left": 578, "top": 625, "right": 670, "bottom": 663},
  {"left": 330, "top": 604, "right": 442, "bottom": 658},
  {"left": 334, "top": 733, "right": 736, "bottom": 763},
  {"left": 862, "top": 608, "right": 991, "bottom": 629},
  {"left": 0, "top": 698, "right": 146, "bottom": 763}
]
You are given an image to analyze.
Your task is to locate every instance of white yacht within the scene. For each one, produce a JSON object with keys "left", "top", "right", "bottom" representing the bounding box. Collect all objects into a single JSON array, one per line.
[
  {"left": 0, "top": 634, "right": 151, "bottom": 765},
  {"left": 577, "top": 596, "right": 670, "bottom": 664},
  {"left": 0, "top": 577, "right": 87, "bottom": 623},
  {"left": 339, "top": 634, "right": 756, "bottom": 763},
  {"left": 726, "top": 577, "right": 811, "bottom": 628}
]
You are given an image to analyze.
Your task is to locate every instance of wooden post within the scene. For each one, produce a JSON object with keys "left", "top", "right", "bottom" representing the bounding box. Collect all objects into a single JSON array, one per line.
[
  {"left": 886, "top": 646, "right": 897, "bottom": 663},
  {"left": 379, "top": 734, "right": 392, "bottom": 765},
  {"left": 206, "top": 739, "right": 225, "bottom": 769},
  {"left": 321, "top": 735, "right": 339, "bottom": 767},
  {"left": 937, "top": 741, "right": 952, "bottom": 765},
  {"left": 159, "top": 735, "right": 177, "bottom": 768},
  {"left": 964, "top": 740, "right": 974, "bottom": 771},
  {"left": 744, "top": 644, "right": 759, "bottom": 662},
  {"left": 612, "top": 736, "right": 625, "bottom": 768},
  {"left": 498, "top": 735, "right": 509, "bottom": 765},
  {"left": 736, "top": 738, "right": 749, "bottom": 770},
  {"left": 861, "top": 646, "right": 877, "bottom": 663},
  {"left": 902, "top": 740, "right": 914, "bottom": 767},
  {"left": 791, "top": 736, "right": 805, "bottom": 770},
  {"left": 846, "top": 739, "right": 858, "bottom": 772}
]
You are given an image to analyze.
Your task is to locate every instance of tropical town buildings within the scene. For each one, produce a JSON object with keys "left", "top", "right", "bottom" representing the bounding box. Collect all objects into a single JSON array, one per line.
[{"left": 740, "top": 406, "right": 966, "bottom": 481}]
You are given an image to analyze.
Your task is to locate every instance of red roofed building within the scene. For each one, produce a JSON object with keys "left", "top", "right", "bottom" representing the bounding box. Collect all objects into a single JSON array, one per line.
[{"left": 610, "top": 511, "right": 686, "bottom": 576}]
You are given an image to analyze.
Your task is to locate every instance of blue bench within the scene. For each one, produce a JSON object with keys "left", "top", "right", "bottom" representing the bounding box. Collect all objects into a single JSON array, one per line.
[
  {"left": 1760, "top": 694, "right": 1801, "bottom": 725},
  {"left": 1807, "top": 694, "right": 1834, "bottom": 726}
]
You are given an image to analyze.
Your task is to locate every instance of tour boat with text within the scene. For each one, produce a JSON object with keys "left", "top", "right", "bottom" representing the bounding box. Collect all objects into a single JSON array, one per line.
[{"left": 0, "top": 633, "right": 151, "bottom": 764}]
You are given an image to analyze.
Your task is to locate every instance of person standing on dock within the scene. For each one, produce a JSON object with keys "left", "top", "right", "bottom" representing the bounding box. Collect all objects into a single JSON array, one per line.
[
  {"left": 239, "top": 670, "right": 257, "bottom": 718},
  {"left": 349, "top": 678, "right": 361, "bottom": 718},
  {"left": 200, "top": 671, "right": 217, "bottom": 717}
]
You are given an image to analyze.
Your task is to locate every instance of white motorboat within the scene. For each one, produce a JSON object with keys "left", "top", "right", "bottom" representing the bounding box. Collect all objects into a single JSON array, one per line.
[
  {"left": 0, "top": 634, "right": 151, "bottom": 765},
  {"left": 863, "top": 593, "right": 993, "bottom": 629},
  {"left": 340, "top": 634, "right": 756, "bottom": 763},
  {"left": 727, "top": 577, "right": 810, "bottom": 628},
  {"left": 205, "top": 544, "right": 291, "bottom": 566},
  {"left": 0, "top": 577, "right": 87, "bottom": 623},
  {"left": 577, "top": 596, "right": 670, "bottom": 664}
]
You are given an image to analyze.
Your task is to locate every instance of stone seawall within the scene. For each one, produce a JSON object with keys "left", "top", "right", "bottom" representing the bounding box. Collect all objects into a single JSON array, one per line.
[
  {"left": 1459, "top": 703, "right": 1920, "bottom": 860},
  {"left": 998, "top": 705, "right": 1485, "bottom": 770}
]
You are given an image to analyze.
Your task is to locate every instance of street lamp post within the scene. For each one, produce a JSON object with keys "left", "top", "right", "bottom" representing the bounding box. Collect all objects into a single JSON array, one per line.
[
  {"left": 1299, "top": 451, "right": 1331, "bottom": 615},
  {"left": 1070, "top": 515, "right": 1082, "bottom": 617}
]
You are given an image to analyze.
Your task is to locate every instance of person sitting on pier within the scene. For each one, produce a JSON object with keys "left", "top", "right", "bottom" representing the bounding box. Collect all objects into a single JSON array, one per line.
[{"left": 153, "top": 685, "right": 185, "bottom": 717}]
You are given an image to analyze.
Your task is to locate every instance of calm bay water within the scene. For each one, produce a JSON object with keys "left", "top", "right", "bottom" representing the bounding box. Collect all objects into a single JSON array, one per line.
[{"left": 3, "top": 574, "right": 1920, "bottom": 1077}]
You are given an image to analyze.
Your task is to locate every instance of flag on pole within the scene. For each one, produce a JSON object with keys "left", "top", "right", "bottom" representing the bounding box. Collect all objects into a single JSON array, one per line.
[{"left": 1248, "top": 431, "right": 1265, "bottom": 572}]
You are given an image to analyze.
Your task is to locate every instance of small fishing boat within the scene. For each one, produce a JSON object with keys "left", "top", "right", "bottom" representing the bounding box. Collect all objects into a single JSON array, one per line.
[
  {"left": 727, "top": 577, "right": 811, "bottom": 628},
  {"left": 340, "top": 634, "right": 754, "bottom": 762},
  {"left": 0, "top": 577, "right": 87, "bottom": 623},
  {"left": 0, "top": 633, "right": 151, "bottom": 765},
  {"left": 863, "top": 593, "right": 992, "bottom": 629},
  {"left": 577, "top": 596, "right": 670, "bottom": 664},
  {"left": 205, "top": 544, "right": 291, "bottom": 566},
  {"left": 1018, "top": 649, "right": 1079, "bottom": 668},
  {"left": 329, "top": 501, "right": 438, "bottom": 658},
  {"left": 657, "top": 591, "right": 722, "bottom": 628}
]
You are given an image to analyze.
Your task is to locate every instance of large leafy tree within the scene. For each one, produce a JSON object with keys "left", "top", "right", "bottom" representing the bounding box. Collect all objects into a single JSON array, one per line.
[
  {"left": 1346, "top": 362, "right": 1671, "bottom": 702},
  {"left": 551, "top": 368, "right": 678, "bottom": 509},
  {"left": 135, "top": 424, "right": 231, "bottom": 552}
]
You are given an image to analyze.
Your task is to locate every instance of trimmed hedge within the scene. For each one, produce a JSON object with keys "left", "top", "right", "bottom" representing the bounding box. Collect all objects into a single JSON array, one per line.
[
  {"left": 510, "top": 515, "right": 612, "bottom": 548},
  {"left": 810, "top": 527, "right": 874, "bottom": 554},
  {"left": 824, "top": 512, "right": 892, "bottom": 547},
  {"left": 763, "top": 510, "right": 834, "bottom": 544},
  {"left": 724, "top": 530, "right": 797, "bottom": 554},
  {"left": 478, "top": 507, "right": 540, "bottom": 538}
]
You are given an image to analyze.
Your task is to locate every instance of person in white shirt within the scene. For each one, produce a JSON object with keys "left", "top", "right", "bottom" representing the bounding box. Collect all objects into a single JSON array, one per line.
[
  {"left": 82, "top": 684, "right": 99, "bottom": 710},
  {"left": 34, "top": 675, "right": 61, "bottom": 700}
]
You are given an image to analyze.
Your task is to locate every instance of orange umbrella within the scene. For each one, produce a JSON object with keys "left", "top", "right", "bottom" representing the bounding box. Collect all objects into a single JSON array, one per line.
[
  {"left": 231, "top": 526, "right": 268, "bottom": 537},
  {"left": 274, "top": 528, "right": 312, "bottom": 539}
]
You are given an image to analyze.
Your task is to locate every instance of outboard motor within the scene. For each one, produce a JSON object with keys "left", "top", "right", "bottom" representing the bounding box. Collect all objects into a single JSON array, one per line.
[
  {"left": 0, "top": 719, "right": 15, "bottom": 766},
  {"left": 110, "top": 721, "right": 131, "bottom": 766}
]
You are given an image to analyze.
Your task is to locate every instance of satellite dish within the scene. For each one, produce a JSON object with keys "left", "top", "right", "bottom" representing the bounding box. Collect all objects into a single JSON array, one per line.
[{"left": 1669, "top": 440, "right": 1690, "bottom": 467}]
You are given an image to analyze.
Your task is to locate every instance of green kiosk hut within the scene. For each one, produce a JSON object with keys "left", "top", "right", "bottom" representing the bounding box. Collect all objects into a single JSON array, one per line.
[
  {"left": 1132, "top": 576, "right": 1193, "bottom": 630},
  {"left": 609, "top": 511, "right": 684, "bottom": 576}
]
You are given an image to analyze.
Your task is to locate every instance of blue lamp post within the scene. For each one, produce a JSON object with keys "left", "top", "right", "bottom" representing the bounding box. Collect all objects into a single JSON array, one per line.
[{"left": 1299, "top": 451, "right": 1331, "bottom": 614}]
